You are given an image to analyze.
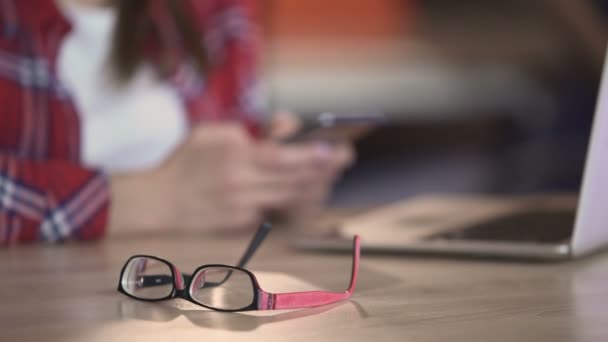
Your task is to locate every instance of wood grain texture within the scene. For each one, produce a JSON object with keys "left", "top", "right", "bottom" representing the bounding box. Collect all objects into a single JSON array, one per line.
[{"left": 2, "top": 220, "right": 608, "bottom": 342}]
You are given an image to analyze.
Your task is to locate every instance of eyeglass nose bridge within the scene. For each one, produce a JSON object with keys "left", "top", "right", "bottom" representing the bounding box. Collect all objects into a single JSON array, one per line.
[
  {"left": 171, "top": 265, "right": 187, "bottom": 291},
  {"left": 174, "top": 287, "right": 190, "bottom": 299}
]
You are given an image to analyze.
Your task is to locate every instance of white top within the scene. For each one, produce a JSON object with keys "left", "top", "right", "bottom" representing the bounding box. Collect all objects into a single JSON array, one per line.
[{"left": 56, "top": 2, "right": 187, "bottom": 172}]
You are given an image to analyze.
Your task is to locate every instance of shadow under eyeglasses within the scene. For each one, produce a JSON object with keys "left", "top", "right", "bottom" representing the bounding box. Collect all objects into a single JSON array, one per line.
[{"left": 118, "top": 298, "right": 369, "bottom": 331}]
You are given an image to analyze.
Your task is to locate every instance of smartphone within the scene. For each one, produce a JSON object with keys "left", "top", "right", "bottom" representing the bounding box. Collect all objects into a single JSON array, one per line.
[{"left": 282, "top": 112, "right": 386, "bottom": 144}]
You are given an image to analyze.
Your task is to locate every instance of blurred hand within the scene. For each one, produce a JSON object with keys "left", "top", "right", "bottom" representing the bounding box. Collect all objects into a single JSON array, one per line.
[
  {"left": 109, "top": 118, "right": 354, "bottom": 234},
  {"left": 265, "top": 112, "right": 355, "bottom": 224}
]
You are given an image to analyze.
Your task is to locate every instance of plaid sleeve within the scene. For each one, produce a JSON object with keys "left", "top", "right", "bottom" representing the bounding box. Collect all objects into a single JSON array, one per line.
[
  {"left": 185, "top": 0, "right": 265, "bottom": 135},
  {"left": 218, "top": 0, "right": 265, "bottom": 129},
  {"left": 0, "top": 155, "right": 110, "bottom": 245}
]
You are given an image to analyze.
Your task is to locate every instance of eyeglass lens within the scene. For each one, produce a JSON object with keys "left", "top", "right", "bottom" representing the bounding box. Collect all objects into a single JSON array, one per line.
[
  {"left": 121, "top": 257, "right": 174, "bottom": 300},
  {"left": 189, "top": 267, "right": 255, "bottom": 310}
]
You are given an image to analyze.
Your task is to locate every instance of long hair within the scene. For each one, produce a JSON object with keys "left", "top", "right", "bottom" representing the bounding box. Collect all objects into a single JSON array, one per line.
[{"left": 110, "top": 0, "right": 207, "bottom": 82}]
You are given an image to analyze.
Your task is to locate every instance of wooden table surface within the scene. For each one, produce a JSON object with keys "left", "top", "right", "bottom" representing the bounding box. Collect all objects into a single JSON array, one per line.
[{"left": 2, "top": 225, "right": 608, "bottom": 342}]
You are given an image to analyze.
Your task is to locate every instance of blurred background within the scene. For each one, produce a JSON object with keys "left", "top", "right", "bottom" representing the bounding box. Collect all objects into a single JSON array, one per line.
[{"left": 258, "top": 0, "right": 607, "bottom": 206}]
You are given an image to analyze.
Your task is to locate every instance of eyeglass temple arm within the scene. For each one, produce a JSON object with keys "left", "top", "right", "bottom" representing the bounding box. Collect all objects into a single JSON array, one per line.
[
  {"left": 258, "top": 235, "right": 360, "bottom": 310},
  {"left": 236, "top": 221, "right": 273, "bottom": 268},
  {"left": 137, "top": 222, "right": 272, "bottom": 288},
  {"left": 201, "top": 221, "right": 272, "bottom": 288}
]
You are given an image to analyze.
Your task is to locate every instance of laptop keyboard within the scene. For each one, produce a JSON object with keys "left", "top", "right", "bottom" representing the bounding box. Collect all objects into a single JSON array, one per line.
[{"left": 428, "top": 210, "right": 576, "bottom": 243}]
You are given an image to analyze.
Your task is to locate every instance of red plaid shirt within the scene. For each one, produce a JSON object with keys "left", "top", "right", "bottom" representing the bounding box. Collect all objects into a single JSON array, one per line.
[{"left": 0, "top": 0, "right": 260, "bottom": 245}]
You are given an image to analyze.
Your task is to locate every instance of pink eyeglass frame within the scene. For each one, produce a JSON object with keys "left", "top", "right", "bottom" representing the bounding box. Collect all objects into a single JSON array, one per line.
[
  {"left": 256, "top": 235, "right": 360, "bottom": 310},
  {"left": 117, "top": 235, "right": 360, "bottom": 312}
]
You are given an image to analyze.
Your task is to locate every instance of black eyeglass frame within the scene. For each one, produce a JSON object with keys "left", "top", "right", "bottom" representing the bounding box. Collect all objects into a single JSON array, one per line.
[
  {"left": 116, "top": 221, "right": 272, "bottom": 312},
  {"left": 117, "top": 222, "right": 360, "bottom": 312},
  {"left": 117, "top": 255, "right": 263, "bottom": 312}
]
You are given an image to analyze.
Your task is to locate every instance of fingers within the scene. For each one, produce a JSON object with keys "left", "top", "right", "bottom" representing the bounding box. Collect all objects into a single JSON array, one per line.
[
  {"left": 267, "top": 111, "right": 301, "bottom": 140},
  {"left": 186, "top": 123, "right": 253, "bottom": 164},
  {"left": 254, "top": 141, "right": 342, "bottom": 172},
  {"left": 218, "top": 167, "right": 313, "bottom": 210},
  {"left": 245, "top": 140, "right": 354, "bottom": 210},
  {"left": 167, "top": 122, "right": 356, "bottom": 233},
  {"left": 255, "top": 142, "right": 313, "bottom": 170},
  {"left": 333, "top": 142, "right": 355, "bottom": 169},
  {"left": 176, "top": 188, "right": 263, "bottom": 233}
]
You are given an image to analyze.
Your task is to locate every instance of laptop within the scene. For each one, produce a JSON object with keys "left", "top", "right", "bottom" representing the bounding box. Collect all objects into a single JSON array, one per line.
[{"left": 295, "top": 52, "right": 608, "bottom": 261}]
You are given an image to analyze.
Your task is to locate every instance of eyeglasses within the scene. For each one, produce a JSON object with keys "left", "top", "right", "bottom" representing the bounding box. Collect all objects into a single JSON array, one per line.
[{"left": 117, "top": 223, "right": 360, "bottom": 312}]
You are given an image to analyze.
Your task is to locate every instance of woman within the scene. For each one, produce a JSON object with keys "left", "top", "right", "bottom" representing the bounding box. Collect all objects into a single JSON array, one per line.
[{"left": 0, "top": 0, "right": 352, "bottom": 244}]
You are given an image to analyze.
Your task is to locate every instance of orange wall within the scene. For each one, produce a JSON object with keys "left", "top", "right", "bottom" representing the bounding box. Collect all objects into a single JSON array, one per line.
[{"left": 267, "top": 0, "right": 415, "bottom": 39}]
